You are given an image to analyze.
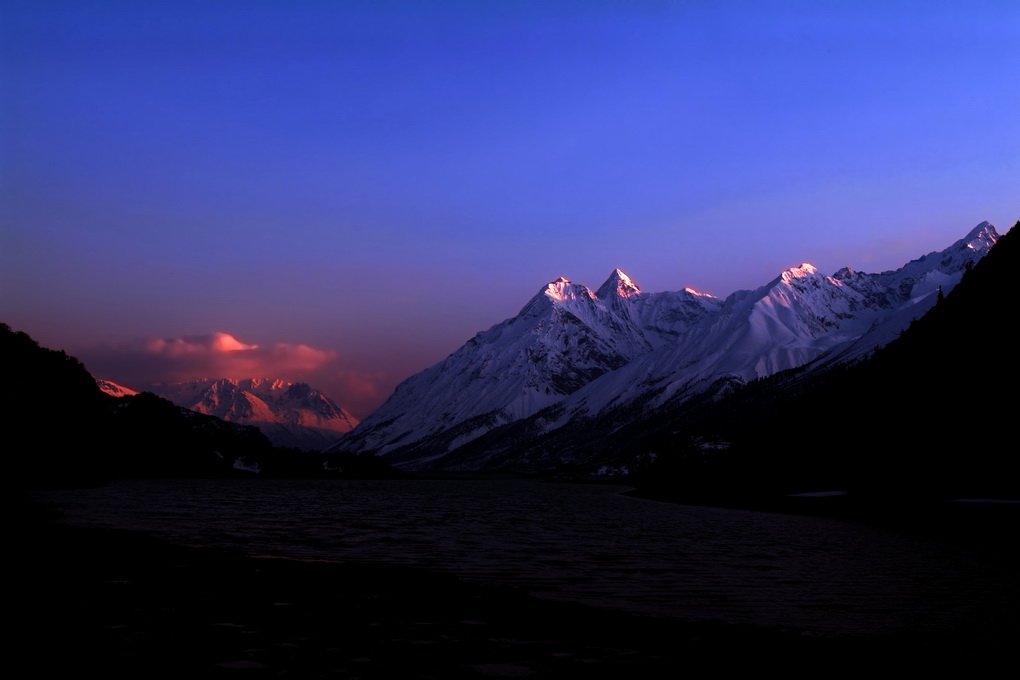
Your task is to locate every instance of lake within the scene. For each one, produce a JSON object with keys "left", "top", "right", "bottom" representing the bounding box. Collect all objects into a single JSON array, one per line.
[{"left": 34, "top": 477, "right": 1017, "bottom": 638}]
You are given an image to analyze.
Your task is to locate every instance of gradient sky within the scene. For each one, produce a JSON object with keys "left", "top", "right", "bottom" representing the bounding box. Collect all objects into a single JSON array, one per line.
[{"left": 2, "top": 0, "right": 1017, "bottom": 418}]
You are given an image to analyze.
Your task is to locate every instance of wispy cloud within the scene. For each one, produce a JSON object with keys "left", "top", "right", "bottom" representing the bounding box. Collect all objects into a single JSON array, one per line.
[
  {"left": 142, "top": 332, "right": 259, "bottom": 357},
  {"left": 82, "top": 331, "right": 385, "bottom": 418},
  {"left": 126, "top": 332, "right": 336, "bottom": 381}
]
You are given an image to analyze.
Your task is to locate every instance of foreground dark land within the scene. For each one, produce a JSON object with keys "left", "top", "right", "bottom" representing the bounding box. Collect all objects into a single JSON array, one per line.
[{"left": 15, "top": 493, "right": 1017, "bottom": 679}]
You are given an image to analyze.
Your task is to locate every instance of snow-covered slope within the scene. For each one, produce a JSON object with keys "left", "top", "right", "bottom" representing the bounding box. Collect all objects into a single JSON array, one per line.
[
  {"left": 559, "top": 223, "right": 997, "bottom": 420},
  {"left": 149, "top": 378, "right": 359, "bottom": 450},
  {"left": 331, "top": 222, "right": 999, "bottom": 468},
  {"left": 332, "top": 271, "right": 721, "bottom": 463},
  {"left": 96, "top": 378, "right": 139, "bottom": 398}
]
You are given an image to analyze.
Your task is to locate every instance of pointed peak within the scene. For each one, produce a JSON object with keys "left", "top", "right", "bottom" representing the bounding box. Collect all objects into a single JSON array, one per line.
[
  {"left": 596, "top": 268, "right": 641, "bottom": 298},
  {"left": 537, "top": 276, "right": 595, "bottom": 303},
  {"left": 966, "top": 221, "right": 996, "bottom": 240},
  {"left": 544, "top": 276, "right": 574, "bottom": 297},
  {"left": 780, "top": 262, "right": 819, "bottom": 282},
  {"left": 517, "top": 277, "right": 583, "bottom": 316},
  {"left": 961, "top": 221, "right": 999, "bottom": 251}
]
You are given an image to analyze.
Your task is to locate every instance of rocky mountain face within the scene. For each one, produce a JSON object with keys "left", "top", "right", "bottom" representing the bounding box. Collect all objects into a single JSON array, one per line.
[
  {"left": 147, "top": 378, "right": 359, "bottom": 451},
  {"left": 331, "top": 222, "right": 1000, "bottom": 470}
]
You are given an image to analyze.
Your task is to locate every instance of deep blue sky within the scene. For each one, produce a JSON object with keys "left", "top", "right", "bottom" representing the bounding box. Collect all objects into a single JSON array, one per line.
[{"left": 2, "top": 1, "right": 1017, "bottom": 416}]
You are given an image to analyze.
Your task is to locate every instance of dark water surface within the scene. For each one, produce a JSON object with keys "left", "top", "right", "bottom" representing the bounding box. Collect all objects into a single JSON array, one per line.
[{"left": 35, "top": 478, "right": 1017, "bottom": 638}]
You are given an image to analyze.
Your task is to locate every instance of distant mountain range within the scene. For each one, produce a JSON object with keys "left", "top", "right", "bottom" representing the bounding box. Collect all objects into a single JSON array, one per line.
[
  {"left": 98, "top": 378, "right": 358, "bottom": 451},
  {"left": 3, "top": 327, "right": 398, "bottom": 485},
  {"left": 330, "top": 222, "right": 1001, "bottom": 471},
  {"left": 3, "top": 326, "right": 274, "bottom": 484}
]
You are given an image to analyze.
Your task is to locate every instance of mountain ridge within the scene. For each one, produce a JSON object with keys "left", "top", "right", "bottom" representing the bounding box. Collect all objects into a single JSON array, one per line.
[
  {"left": 99, "top": 377, "right": 360, "bottom": 451},
  {"left": 330, "top": 222, "right": 1001, "bottom": 470}
]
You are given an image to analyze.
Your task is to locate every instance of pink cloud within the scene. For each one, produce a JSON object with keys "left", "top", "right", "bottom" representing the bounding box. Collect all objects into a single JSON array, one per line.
[
  {"left": 82, "top": 331, "right": 387, "bottom": 417},
  {"left": 331, "top": 368, "right": 385, "bottom": 406},
  {"left": 132, "top": 332, "right": 338, "bottom": 381},
  {"left": 267, "top": 342, "right": 337, "bottom": 372},
  {"left": 143, "top": 331, "right": 259, "bottom": 357}
]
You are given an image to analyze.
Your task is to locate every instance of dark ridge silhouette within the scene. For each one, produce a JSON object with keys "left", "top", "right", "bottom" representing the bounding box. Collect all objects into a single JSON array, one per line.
[
  {"left": 2, "top": 323, "right": 406, "bottom": 486},
  {"left": 2, "top": 322, "right": 115, "bottom": 486}
]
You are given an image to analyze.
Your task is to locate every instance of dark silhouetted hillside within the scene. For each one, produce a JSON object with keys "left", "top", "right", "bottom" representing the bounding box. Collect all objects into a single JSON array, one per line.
[{"left": 2, "top": 324, "right": 406, "bottom": 485}]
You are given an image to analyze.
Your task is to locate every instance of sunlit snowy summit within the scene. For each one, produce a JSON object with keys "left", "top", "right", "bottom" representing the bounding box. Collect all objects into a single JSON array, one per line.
[
  {"left": 330, "top": 222, "right": 999, "bottom": 470},
  {"left": 95, "top": 378, "right": 139, "bottom": 398},
  {"left": 140, "top": 378, "right": 359, "bottom": 451}
]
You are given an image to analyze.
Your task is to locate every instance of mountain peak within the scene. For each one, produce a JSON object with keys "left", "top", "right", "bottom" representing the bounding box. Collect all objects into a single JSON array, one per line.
[
  {"left": 596, "top": 269, "right": 641, "bottom": 298},
  {"left": 150, "top": 377, "right": 358, "bottom": 450},
  {"left": 96, "top": 378, "right": 139, "bottom": 397},
  {"left": 780, "top": 262, "right": 820, "bottom": 282},
  {"left": 543, "top": 276, "right": 595, "bottom": 302},
  {"left": 962, "top": 221, "right": 999, "bottom": 251},
  {"left": 966, "top": 221, "right": 995, "bottom": 239}
]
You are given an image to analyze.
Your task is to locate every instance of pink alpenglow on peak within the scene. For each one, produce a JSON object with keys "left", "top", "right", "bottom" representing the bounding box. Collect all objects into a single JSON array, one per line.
[
  {"left": 543, "top": 277, "right": 596, "bottom": 302},
  {"left": 148, "top": 377, "right": 359, "bottom": 451},
  {"left": 780, "top": 263, "right": 820, "bottom": 282},
  {"left": 95, "top": 378, "right": 139, "bottom": 398},
  {"left": 596, "top": 269, "right": 642, "bottom": 299}
]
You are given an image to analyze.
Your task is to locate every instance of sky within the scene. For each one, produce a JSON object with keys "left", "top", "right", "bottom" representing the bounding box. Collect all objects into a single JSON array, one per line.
[{"left": 2, "top": 0, "right": 1017, "bottom": 418}]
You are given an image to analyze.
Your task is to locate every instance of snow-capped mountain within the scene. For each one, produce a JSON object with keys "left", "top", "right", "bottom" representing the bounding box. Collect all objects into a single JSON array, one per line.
[
  {"left": 96, "top": 378, "right": 139, "bottom": 398},
  {"left": 332, "top": 272, "right": 722, "bottom": 463},
  {"left": 331, "top": 222, "right": 999, "bottom": 469},
  {"left": 148, "top": 378, "right": 359, "bottom": 450},
  {"left": 550, "top": 221, "right": 998, "bottom": 422}
]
